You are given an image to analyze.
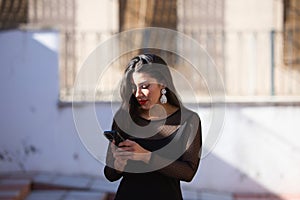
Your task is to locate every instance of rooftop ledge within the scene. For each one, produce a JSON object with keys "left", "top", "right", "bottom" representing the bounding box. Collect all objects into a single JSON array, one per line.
[{"left": 59, "top": 96, "right": 300, "bottom": 108}]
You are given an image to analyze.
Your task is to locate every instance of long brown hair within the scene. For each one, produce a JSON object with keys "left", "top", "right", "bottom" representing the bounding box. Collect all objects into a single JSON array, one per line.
[{"left": 114, "top": 54, "right": 183, "bottom": 133}]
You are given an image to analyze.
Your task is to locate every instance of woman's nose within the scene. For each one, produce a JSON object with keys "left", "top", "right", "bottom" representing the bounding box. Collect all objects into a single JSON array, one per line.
[{"left": 135, "top": 87, "right": 142, "bottom": 98}]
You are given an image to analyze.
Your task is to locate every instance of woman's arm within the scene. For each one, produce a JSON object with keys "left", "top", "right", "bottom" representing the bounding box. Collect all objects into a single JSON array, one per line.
[
  {"left": 103, "top": 121, "right": 123, "bottom": 182},
  {"left": 150, "top": 115, "right": 202, "bottom": 182},
  {"left": 104, "top": 145, "right": 123, "bottom": 182}
]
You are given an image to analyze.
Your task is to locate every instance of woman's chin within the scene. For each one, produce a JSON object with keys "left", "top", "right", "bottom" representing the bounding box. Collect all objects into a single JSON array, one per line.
[{"left": 140, "top": 105, "right": 150, "bottom": 110}]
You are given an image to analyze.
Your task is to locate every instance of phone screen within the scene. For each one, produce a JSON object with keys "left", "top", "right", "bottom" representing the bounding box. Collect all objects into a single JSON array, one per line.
[{"left": 103, "top": 130, "right": 125, "bottom": 146}]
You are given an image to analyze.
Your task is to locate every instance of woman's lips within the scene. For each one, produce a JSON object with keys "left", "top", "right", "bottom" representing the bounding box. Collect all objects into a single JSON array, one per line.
[{"left": 138, "top": 100, "right": 148, "bottom": 105}]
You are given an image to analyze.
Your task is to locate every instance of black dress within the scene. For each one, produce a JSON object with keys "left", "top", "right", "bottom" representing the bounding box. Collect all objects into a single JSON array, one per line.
[{"left": 104, "top": 108, "right": 202, "bottom": 200}]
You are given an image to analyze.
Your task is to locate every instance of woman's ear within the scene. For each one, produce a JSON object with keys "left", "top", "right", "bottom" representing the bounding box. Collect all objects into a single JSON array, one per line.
[{"left": 160, "top": 85, "right": 166, "bottom": 91}]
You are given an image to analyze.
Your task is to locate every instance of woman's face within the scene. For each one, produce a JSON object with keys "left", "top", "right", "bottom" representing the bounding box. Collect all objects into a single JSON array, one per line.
[{"left": 131, "top": 72, "right": 164, "bottom": 110}]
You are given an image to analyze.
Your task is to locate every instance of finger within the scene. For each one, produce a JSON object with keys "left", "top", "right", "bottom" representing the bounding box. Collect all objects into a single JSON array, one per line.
[
  {"left": 117, "top": 147, "right": 134, "bottom": 152},
  {"left": 114, "top": 151, "right": 133, "bottom": 157},
  {"left": 119, "top": 139, "right": 135, "bottom": 147},
  {"left": 113, "top": 152, "right": 131, "bottom": 160},
  {"left": 117, "top": 155, "right": 132, "bottom": 161}
]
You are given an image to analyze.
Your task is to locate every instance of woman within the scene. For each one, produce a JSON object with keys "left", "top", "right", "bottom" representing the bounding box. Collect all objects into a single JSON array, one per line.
[{"left": 104, "top": 53, "right": 202, "bottom": 200}]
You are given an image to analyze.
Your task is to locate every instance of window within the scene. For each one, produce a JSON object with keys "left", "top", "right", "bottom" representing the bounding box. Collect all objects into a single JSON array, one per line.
[
  {"left": 0, "top": 0, "right": 28, "bottom": 30},
  {"left": 284, "top": 0, "right": 300, "bottom": 67},
  {"left": 4, "top": 0, "right": 298, "bottom": 102}
]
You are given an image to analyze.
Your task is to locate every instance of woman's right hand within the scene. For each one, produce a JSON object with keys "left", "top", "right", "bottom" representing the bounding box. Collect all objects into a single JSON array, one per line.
[{"left": 111, "top": 141, "right": 129, "bottom": 172}]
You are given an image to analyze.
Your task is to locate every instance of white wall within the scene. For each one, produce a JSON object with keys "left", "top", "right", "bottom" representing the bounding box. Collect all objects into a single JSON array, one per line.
[
  {"left": 75, "top": 0, "right": 119, "bottom": 67},
  {"left": 76, "top": 0, "right": 118, "bottom": 32},
  {"left": 0, "top": 30, "right": 101, "bottom": 174},
  {"left": 225, "top": 0, "right": 275, "bottom": 31},
  {"left": 1, "top": 30, "right": 300, "bottom": 195},
  {"left": 224, "top": 0, "right": 279, "bottom": 96},
  {"left": 194, "top": 105, "right": 300, "bottom": 194}
]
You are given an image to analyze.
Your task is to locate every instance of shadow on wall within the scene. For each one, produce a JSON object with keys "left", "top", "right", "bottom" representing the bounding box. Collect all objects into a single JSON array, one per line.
[{"left": 187, "top": 152, "right": 284, "bottom": 199}]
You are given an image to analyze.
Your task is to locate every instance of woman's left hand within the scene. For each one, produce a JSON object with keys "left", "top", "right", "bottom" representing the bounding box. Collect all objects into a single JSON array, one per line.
[{"left": 117, "top": 139, "right": 151, "bottom": 164}]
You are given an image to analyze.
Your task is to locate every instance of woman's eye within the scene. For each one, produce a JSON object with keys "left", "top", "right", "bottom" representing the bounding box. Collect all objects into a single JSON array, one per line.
[
  {"left": 131, "top": 84, "right": 149, "bottom": 93},
  {"left": 141, "top": 84, "right": 149, "bottom": 89}
]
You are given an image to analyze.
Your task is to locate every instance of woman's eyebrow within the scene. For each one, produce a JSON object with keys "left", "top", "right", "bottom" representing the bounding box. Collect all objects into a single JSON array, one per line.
[{"left": 138, "top": 81, "right": 149, "bottom": 86}]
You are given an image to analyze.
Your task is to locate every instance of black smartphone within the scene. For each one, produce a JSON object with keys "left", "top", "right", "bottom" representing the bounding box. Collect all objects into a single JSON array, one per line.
[{"left": 103, "top": 130, "right": 125, "bottom": 146}]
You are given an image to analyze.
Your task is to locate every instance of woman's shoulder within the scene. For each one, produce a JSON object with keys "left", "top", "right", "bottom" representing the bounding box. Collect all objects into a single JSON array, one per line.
[{"left": 181, "top": 106, "right": 200, "bottom": 121}]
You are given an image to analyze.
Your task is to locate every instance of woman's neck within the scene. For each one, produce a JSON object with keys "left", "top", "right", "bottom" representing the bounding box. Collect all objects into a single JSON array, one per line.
[{"left": 140, "top": 103, "right": 178, "bottom": 120}]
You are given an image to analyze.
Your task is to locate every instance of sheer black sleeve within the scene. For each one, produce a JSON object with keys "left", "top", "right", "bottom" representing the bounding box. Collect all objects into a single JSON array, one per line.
[
  {"left": 103, "top": 121, "right": 123, "bottom": 182},
  {"left": 149, "top": 113, "right": 202, "bottom": 182}
]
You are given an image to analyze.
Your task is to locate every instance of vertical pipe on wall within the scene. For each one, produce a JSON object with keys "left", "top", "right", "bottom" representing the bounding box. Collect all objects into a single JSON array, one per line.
[{"left": 270, "top": 29, "right": 275, "bottom": 96}]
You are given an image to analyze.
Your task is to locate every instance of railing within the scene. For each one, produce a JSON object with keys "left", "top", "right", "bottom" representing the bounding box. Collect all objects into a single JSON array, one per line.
[
  {"left": 27, "top": 0, "right": 75, "bottom": 29},
  {"left": 0, "top": 0, "right": 28, "bottom": 29},
  {"left": 3, "top": 0, "right": 298, "bottom": 103},
  {"left": 60, "top": 29, "right": 300, "bottom": 103}
]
